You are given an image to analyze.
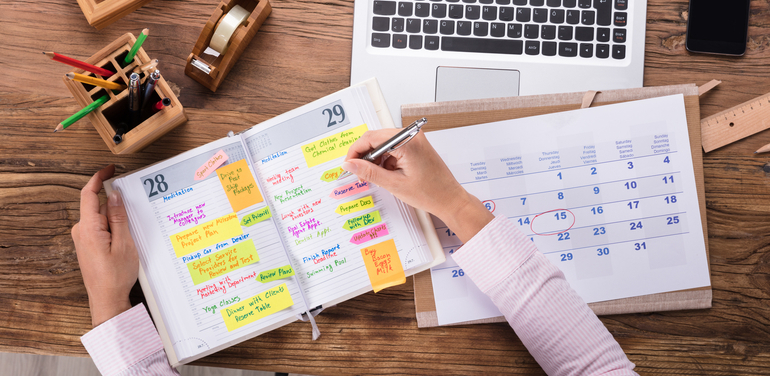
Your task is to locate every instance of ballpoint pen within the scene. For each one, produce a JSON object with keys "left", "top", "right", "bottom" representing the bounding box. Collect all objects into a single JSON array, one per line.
[
  {"left": 337, "top": 117, "right": 427, "bottom": 180},
  {"left": 128, "top": 72, "right": 141, "bottom": 126}
]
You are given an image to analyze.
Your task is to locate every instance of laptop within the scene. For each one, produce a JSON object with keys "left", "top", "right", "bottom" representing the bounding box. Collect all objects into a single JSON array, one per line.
[{"left": 350, "top": 0, "right": 647, "bottom": 126}]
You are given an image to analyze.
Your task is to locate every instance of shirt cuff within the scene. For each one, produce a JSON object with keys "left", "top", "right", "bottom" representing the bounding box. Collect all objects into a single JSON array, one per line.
[
  {"left": 81, "top": 304, "right": 166, "bottom": 376},
  {"left": 451, "top": 215, "right": 538, "bottom": 293}
]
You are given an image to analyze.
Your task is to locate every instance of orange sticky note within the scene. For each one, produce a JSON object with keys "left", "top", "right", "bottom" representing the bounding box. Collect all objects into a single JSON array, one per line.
[
  {"left": 360, "top": 239, "right": 406, "bottom": 293},
  {"left": 217, "top": 159, "right": 264, "bottom": 212}
]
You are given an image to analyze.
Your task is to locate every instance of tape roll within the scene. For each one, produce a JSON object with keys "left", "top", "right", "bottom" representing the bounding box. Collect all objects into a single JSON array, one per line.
[{"left": 210, "top": 5, "right": 251, "bottom": 55}]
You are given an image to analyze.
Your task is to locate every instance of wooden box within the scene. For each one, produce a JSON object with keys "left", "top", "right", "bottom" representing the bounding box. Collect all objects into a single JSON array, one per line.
[
  {"left": 76, "top": 0, "right": 153, "bottom": 30},
  {"left": 62, "top": 33, "right": 187, "bottom": 154},
  {"left": 185, "top": 0, "right": 271, "bottom": 92}
]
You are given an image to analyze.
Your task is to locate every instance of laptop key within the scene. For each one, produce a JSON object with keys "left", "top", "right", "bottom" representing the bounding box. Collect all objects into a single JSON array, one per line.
[
  {"left": 597, "top": 27, "right": 610, "bottom": 42},
  {"left": 614, "top": 12, "right": 627, "bottom": 27},
  {"left": 613, "top": 28, "right": 626, "bottom": 43},
  {"left": 516, "top": 7, "right": 531, "bottom": 22},
  {"left": 474, "top": 22, "right": 489, "bottom": 36},
  {"left": 373, "top": 1, "right": 397, "bottom": 15},
  {"left": 440, "top": 20, "right": 455, "bottom": 34},
  {"left": 398, "top": 2, "right": 413, "bottom": 16},
  {"left": 530, "top": 0, "right": 544, "bottom": 5},
  {"left": 432, "top": 3, "right": 447, "bottom": 17},
  {"left": 409, "top": 34, "right": 423, "bottom": 49},
  {"left": 497, "top": 0, "right": 511, "bottom": 3},
  {"left": 614, "top": 0, "right": 627, "bottom": 10},
  {"left": 425, "top": 35, "right": 440, "bottom": 50},
  {"left": 480, "top": 0, "right": 494, "bottom": 4},
  {"left": 579, "top": 43, "right": 592, "bottom": 57},
  {"left": 563, "top": 0, "right": 576, "bottom": 7},
  {"left": 581, "top": 10, "right": 595, "bottom": 25},
  {"left": 612, "top": 44, "right": 625, "bottom": 59},
  {"left": 462, "top": 0, "right": 477, "bottom": 3},
  {"left": 547, "top": 0, "right": 560, "bottom": 6},
  {"left": 491, "top": 22, "right": 506, "bottom": 36},
  {"left": 372, "top": 17, "right": 390, "bottom": 32},
  {"left": 483, "top": 6, "right": 497, "bottom": 20},
  {"left": 466, "top": 5, "right": 481, "bottom": 19},
  {"left": 393, "top": 34, "right": 408, "bottom": 48},
  {"left": 541, "top": 25, "right": 556, "bottom": 39},
  {"left": 533, "top": 8, "right": 548, "bottom": 23},
  {"left": 392, "top": 17, "right": 405, "bottom": 32},
  {"left": 415, "top": 3, "right": 430, "bottom": 17},
  {"left": 513, "top": 0, "right": 527, "bottom": 4},
  {"left": 550, "top": 9, "right": 565, "bottom": 23},
  {"left": 577, "top": 0, "right": 590, "bottom": 8},
  {"left": 423, "top": 19, "right": 438, "bottom": 33},
  {"left": 507, "top": 23, "right": 523, "bottom": 37},
  {"left": 525, "top": 40, "right": 540, "bottom": 55},
  {"left": 372, "top": 33, "right": 391, "bottom": 47},
  {"left": 593, "top": 0, "right": 611, "bottom": 26},
  {"left": 596, "top": 43, "right": 609, "bottom": 58},
  {"left": 559, "top": 42, "right": 578, "bottom": 56},
  {"left": 575, "top": 26, "right": 593, "bottom": 41},
  {"left": 500, "top": 6, "right": 514, "bottom": 21},
  {"left": 442, "top": 36, "right": 524, "bottom": 54},
  {"left": 449, "top": 4, "right": 464, "bottom": 18},
  {"left": 406, "top": 18, "right": 421, "bottom": 32},
  {"left": 558, "top": 25, "right": 573, "bottom": 40},
  {"left": 458, "top": 21, "right": 472, "bottom": 35},
  {"left": 543, "top": 41, "right": 557, "bottom": 55},
  {"left": 525, "top": 24, "right": 539, "bottom": 38},
  {"left": 566, "top": 10, "right": 579, "bottom": 24}
]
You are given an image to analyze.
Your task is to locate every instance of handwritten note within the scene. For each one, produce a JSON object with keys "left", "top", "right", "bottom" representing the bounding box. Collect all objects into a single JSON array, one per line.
[
  {"left": 257, "top": 265, "right": 295, "bottom": 283},
  {"left": 301, "top": 123, "right": 368, "bottom": 167},
  {"left": 320, "top": 167, "right": 345, "bottom": 182},
  {"left": 217, "top": 159, "right": 264, "bottom": 212},
  {"left": 329, "top": 181, "right": 369, "bottom": 199},
  {"left": 335, "top": 195, "right": 374, "bottom": 215},
  {"left": 187, "top": 239, "right": 260, "bottom": 285},
  {"left": 360, "top": 239, "right": 405, "bottom": 293},
  {"left": 240, "top": 207, "right": 272, "bottom": 227},
  {"left": 350, "top": 223, "right": 389, "bottom": 245},
  {"left": 342, "top": 210, "right": 381, "bottom": 231},
  {"left": 195, "top": 150, "right": 228, "bottom": 180},
  {"left": 221, "top": 283, "right": 294, "bottom": 331},
  {"left": 170, "top": 213, "right": 242, "bottom": 257}
]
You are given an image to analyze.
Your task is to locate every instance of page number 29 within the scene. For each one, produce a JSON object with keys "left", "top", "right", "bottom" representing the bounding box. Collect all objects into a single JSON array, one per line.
[
  {"left": 144, "top": 174, "right": 168, "bottom": 197},
  {"left": 322, "top": 104, "right": 346, "bottom": 127}
]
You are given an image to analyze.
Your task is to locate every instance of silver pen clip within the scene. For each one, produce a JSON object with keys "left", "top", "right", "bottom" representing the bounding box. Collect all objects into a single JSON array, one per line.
[{"left": 388, "top": 127, "right": 420, "bottom": 152}]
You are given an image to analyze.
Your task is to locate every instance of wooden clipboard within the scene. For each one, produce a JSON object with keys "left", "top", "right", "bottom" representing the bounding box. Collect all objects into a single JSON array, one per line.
[{"left": 402, "top": 84, "right": 712, "bottom": 328}]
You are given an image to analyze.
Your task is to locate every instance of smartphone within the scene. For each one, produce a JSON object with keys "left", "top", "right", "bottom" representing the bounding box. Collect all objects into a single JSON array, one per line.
[{"left": 686, "top": 0, "right": 751, "bottom": 56}]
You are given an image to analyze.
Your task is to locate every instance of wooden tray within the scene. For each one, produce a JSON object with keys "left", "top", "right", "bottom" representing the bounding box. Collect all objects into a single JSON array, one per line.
[{"left": 76, "top": 0, "right": 153, "bottom": 30}]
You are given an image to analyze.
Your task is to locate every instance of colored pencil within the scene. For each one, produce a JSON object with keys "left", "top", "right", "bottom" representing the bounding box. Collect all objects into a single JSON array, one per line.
[
  {"left": 124, "top": 28, "right": 150, "bottom": 65},
  {"left": 65, "top": 72, "right": 126, "bottom": 90},
  {"left": 755, "top": 143, "right": 770, "bottom": 154},
  {"left": 43, "top": 51, "right": 114, "bottom": 77},
  {"left": 54, "top": 95, "right": 110, "bottom": 132}
]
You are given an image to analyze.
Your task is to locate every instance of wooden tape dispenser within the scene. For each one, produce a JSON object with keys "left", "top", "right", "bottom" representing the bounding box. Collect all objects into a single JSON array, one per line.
[{"left": 185, "top": 0, "right": 271, "bottom": 92}]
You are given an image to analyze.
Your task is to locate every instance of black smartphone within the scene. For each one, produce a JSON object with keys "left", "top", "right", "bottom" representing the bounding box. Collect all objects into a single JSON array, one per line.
[{"left": 686, "top": 0, "right": 751, "bottom": 56}]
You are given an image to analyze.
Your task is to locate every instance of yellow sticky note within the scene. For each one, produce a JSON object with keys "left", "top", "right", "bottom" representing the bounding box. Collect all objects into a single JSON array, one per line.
[
  {"left": 221, "top": 283, "right": 294, "bottom": 331},
  {"left": 301, "top": 124, "right": 368, "bottom": 168},
  {"left": 217, "top": 159, "right": 264, "bottom": 212},
  {"left": 170, "top": 213, "right": 242, "bottom": 257},
  {"left": 187, "top": 239, "right": 260, "bottom": 285},
  {"left": 335, "top": 195, "right": 375, "bottom": 215},
  {"left": 360, "top": 239, "right": 406, "bottom": 293}
]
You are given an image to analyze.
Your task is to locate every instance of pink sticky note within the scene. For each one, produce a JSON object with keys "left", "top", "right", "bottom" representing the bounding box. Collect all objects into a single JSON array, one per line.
[
  {"left": 195, "top": 150, "right": 228, "bottom": 180},
  {"left": 329, "top": 181, "right": 369, "bottom": 200},
  {"left": 349, "top": 223, "right": 389, "bottom": 245}
]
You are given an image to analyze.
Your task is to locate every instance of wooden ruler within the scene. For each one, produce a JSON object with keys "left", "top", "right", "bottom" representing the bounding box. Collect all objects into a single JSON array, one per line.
[{"left": 701, "top": 90, "right": 770, "bottom": 152}]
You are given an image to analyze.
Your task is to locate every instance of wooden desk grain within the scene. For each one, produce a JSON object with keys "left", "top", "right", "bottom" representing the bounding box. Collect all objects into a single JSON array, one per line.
[{"left": 1, "top": 0, "right": 770, "bottom": 374}]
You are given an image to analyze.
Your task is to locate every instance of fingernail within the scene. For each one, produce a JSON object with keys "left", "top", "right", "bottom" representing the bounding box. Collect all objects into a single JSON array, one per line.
[
  {"left": 108, "top": 191, "right": 122, "bottom": 207},
  {"left": 341, "top": 161, "right": 357, "bottom": 175}
]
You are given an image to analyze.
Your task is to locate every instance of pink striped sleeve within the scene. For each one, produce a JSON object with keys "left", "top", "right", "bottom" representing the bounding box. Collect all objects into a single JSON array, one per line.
[
  {"left": 452, "top": 216, "right": 637, "bottom": 376},
  {"left": 81, "top": 304, "right": 179, "bottom": 376}
]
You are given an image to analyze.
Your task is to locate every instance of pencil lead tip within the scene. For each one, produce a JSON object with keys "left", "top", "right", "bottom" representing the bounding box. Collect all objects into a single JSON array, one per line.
[{"left": 53, "top": 129, "right": 57, "bottom": 133}]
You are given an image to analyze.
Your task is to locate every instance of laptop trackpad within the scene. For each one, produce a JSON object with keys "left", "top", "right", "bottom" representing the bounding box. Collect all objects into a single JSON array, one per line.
[{"left": 435, "top": 67, "right": 520, "bottom": 102}]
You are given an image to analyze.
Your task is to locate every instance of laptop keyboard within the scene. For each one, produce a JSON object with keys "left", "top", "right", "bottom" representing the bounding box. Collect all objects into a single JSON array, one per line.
[{"left": 370, "top": 0, "right": 630, "bottom": 60}]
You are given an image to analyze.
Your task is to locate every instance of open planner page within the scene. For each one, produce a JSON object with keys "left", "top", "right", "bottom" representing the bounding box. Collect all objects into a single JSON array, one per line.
[
  {"left": 241, "top": 85, "right": 434, "bottom": 309},
  {"left": 113, "top": 137, "right": 310, "bottom": 362},
  {"left": 426, "top": 95, "right": 711, "bottom": 326}
]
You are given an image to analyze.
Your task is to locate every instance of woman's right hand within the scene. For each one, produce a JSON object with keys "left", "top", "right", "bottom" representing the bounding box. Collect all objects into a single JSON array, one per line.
[{"left": 341, "top": 129, "right": 494, "bottom": 243}]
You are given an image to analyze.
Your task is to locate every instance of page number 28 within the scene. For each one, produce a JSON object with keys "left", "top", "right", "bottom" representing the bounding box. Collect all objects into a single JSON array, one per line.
[
  {"left": 144, "top": 174, "right": 168, "bottom": 197},
  {"left": 322, "top": 104, "right": 346, "bottom": 127}
]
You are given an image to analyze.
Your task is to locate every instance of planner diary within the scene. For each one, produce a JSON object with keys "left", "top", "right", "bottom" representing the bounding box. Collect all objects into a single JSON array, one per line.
[{"left": 105, "top": 79, "right": 444, "bottom": 366}]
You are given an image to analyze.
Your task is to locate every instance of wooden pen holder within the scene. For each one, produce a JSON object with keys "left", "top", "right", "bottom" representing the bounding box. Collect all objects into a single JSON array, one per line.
[
  {"left": 185, "top": 0, "right": 271, "bottom": 92},
  {"left": 62, "top": 32, "right": 187, "bottom": 154},
  {"left": 76, "top": 0, "right": 153, "bottom": 30}
]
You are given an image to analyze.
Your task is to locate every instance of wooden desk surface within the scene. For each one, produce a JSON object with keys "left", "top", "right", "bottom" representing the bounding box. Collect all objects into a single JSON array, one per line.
[{"left": 2, "top": 0, "right": 770, "bottom": 374}]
